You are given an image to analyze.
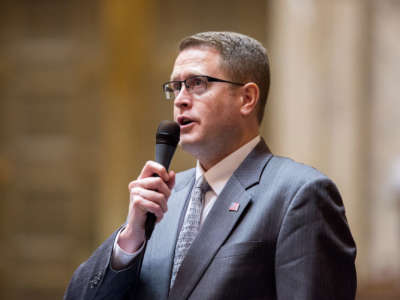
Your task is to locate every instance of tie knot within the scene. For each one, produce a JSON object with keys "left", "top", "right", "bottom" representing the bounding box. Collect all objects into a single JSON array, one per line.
[{"left": 196, "top": 175, "right": 210, "bottom": 193}]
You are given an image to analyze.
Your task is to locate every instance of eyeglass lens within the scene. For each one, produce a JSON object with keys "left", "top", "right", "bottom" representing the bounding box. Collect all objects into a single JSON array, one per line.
[{"left": 164, "top": 76, "right": 208, "bottom": 100}]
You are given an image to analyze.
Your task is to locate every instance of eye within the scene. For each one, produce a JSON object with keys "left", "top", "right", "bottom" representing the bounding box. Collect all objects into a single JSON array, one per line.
[
  {"left": 171, "top": 81, "right": 182, "bottom": 92},
  {"left": 192, "top": 77, "right": 204, "bottom": 86},
  {"left": 163, "top": 81, "right": 181, "bottom": 99},
  {"left": 187, "top": 77, "right": 207, "bottom": 93}
]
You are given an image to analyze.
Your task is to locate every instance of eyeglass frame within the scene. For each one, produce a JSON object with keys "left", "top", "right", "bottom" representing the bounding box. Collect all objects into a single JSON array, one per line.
[{"left": 162, "top": 75, "right": 245, "bottom": 100}]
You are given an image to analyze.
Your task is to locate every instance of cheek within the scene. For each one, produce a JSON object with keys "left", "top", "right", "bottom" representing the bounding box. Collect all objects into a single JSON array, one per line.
[
  {"left": 198, "top": 90, "right": 240, "bottom": 127},
  {"left": 211, "top": 100, "right": 239, "bottom": 122},
  {"left": 202, "top": 107, "right": 232, "bottom": 135},
  {"left": 202, "top": 104, "right": 223, "bottom": 125}
]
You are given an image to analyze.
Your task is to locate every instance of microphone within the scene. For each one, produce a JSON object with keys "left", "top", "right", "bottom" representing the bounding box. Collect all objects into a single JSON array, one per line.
[{"left": 145, "top": 120, "right": 180, "bottom": 240}]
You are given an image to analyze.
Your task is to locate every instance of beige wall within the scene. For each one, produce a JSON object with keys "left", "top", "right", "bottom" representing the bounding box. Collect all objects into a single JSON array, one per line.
[{"left": 0, "top": 0, "right": 399, "bottom": 299}]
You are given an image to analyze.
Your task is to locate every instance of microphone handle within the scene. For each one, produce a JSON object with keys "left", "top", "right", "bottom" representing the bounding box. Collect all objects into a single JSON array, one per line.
[
  {"left": 145, "top": 212, "right": 157, "bottom": 240},
  {"left": 145, "top": 143, "right": 176, "bottom": 240},
  {"left": 145, "top": 174, "right": 160, "bottom": 240}
]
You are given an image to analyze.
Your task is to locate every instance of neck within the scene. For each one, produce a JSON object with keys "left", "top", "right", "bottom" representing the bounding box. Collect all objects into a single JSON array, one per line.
[{"left": 199, "top": 132, "right": 259, "bottom": 171}]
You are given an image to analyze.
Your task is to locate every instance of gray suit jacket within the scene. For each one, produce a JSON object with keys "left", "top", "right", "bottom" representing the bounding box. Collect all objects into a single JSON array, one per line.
[{"left": 64, "top": 140, "right": 356, "bottom": 300}]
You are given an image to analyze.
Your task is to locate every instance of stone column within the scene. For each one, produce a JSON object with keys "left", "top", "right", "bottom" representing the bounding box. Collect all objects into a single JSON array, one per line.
[
  {"left": 368, "top": 0, "right": 400, "bottom": 282},
  {"left": 265, "top": 0, "right": 371, "bottom": 280}
]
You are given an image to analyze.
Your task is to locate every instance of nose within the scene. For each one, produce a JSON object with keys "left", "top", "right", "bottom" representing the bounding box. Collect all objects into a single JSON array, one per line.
[{"left": 174, "top": 84, "right": 192, "bottom": 109}]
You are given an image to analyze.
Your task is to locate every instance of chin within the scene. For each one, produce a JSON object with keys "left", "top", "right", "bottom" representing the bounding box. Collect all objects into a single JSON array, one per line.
[
  {"left": 180, "top": 138, "right": 197, "bottom": 151},
  {"left": 180, "top": 132, "right": 199, "bottom": 145},
  {"left": 180, "top": 137, "right": 205, "bottom": 157}
]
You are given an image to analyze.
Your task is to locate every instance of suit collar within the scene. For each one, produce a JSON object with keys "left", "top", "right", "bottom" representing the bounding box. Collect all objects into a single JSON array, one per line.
[
  {"left": 198, "top": 136, "right": 261, "bottom": 196},
  {"left": 234, "top": 138, "right": 272, "bottom": 189},
  {"left": 174, "top": 138, "right": 271, "bottom": 191}
]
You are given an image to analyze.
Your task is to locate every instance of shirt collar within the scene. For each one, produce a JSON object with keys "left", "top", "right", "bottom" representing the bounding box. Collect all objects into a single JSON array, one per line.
[{"left": 195, "top": 136, "right": 261, "bottom": 196}]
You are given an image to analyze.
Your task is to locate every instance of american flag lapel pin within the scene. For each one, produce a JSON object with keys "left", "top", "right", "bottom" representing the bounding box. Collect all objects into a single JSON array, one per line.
[{"left": 229, "top": 202, "right": 240, "bottom": 212}]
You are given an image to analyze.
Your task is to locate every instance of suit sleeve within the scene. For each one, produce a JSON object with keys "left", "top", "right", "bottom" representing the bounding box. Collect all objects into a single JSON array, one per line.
[
  {"left": 275, "top": 178, "right": 357, "bottom": 300},
  {"left": 64, "top": 227, "right": 143, "bottom": 300}
]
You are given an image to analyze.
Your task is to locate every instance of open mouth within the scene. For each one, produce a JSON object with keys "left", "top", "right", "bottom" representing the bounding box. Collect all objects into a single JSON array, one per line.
[{"left": 178, "top": 116, "right": 194, "bottom": 126}]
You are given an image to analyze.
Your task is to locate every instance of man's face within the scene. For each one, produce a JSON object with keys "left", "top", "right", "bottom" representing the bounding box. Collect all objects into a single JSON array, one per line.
[{"left": 172, "top": 47, "right": 243, "bottom": 165}]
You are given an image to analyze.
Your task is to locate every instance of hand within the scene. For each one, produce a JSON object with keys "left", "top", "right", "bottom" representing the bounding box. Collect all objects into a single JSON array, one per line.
[{"left": 118, "top": 161, "right": 175, "bottom": 253}]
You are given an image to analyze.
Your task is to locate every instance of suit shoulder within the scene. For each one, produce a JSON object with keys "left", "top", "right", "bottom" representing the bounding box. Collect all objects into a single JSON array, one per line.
[{"left": 266, "top": 155, "right": 332, "bottom": 187}]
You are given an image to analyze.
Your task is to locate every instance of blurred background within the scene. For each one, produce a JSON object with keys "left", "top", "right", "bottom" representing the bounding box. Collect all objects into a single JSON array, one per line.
[{"left": 0, "top": 0, "right": 399, "bottom": 299}]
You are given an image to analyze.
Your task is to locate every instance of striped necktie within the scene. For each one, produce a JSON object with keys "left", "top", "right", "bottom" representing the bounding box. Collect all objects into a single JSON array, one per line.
[{"left": 170, "top": 175, "right": 210, "bottom": 288}]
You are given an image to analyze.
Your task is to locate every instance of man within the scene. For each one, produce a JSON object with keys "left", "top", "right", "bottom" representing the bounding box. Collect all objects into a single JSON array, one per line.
[{"left": 65, "top": 31, "right": 357, "bottom": 300}]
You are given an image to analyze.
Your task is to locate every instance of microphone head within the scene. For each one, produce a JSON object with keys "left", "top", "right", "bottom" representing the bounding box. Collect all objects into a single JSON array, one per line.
[{"left": 156, "top": 120, "right": 180, "bottom": 146}]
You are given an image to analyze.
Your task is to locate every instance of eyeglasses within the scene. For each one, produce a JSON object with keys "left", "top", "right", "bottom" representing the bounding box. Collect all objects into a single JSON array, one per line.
[{"left": 162, "top": 75, "right": 244, "bottom": 100}]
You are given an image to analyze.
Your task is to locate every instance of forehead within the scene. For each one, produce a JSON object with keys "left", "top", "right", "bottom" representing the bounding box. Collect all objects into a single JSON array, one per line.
[{"left": 170, "top": 47, "right": 223, "bottom": 80}]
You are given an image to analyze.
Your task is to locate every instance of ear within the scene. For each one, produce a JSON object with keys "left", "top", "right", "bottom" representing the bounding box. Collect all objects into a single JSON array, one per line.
[{"left": 239, "top": 82, "right": 259, "bottom": 117}]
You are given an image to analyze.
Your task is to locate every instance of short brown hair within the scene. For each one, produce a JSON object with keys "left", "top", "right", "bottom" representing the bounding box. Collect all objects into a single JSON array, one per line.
[{"left": 179, "top": 31, "right": 271, "bottom": 124}]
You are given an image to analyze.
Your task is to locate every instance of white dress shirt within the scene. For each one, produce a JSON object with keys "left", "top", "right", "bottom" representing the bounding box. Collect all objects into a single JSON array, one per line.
[{"left": 111, "top": 136, "right": 261, "bottom": 270}]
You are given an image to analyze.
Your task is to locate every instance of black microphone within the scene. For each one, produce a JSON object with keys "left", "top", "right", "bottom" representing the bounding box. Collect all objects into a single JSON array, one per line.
[{"left": 145, "top": 120, "right": 180, "bottom": 240}]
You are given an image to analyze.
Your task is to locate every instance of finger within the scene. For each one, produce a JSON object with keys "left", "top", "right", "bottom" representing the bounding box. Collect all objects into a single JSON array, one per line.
[
  {"left": 167, "top": 171, "right": 176, "bottom": 190},
  {"left": 128, "top": 177, "right": 171, "bottom": 198},
  {"left": 131, "top": 187, "right": 168, "bottom": 212},
  {"left": 131, "top": 195, "right": 164, "bottom": 220},
  {"left": 139, "top": 161, "right": 170, "bottom": 182}
]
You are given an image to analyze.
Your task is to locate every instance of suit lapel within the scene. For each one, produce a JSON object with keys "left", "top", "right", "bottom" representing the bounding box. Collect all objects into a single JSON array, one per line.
[{"left": 169, "top": 140, "right": 273, "bottom": 299}]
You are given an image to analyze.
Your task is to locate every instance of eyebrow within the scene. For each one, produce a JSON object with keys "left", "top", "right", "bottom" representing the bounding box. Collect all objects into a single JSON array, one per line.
[{"left": 170, "top": 72, "right": 201, "bottom": 81}]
